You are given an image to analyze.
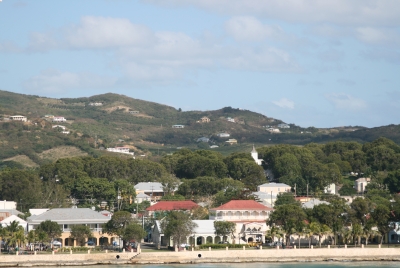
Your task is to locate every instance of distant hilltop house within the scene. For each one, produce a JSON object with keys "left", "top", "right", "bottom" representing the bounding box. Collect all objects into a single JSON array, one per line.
[
  {"left": 210, "top": 145, "right": 219, "bottom": 149},
  {"left": 226, "top": 117, "right": 235, "bottom": 123},
  {"left": 225, "top": 139, "right": 237, "bottom": 145},
  {"left": 197, "top": 137, "right": 209, "bottom": 143},
  {"left": 266, "top": 128, "right": 280, "bottom": 133},
  {"left": 200, "top": 116, "right": 210, "bottom": 123},
  {"left": 44, "top": 114, "right": 54, "bottom": 118},
  {"left": 52, "top": 116, "right": 66, "bottom": 122},
  {"left": 106, "top": 147, "right": 135, "bottom": 157},
  {"left": 52, "top": 125, "right": 66, "bottom": 131},
  {"left": 88, "top": 102, "right": 103, "bottom": 106},
  {"left": 251, "top": 145, "right": 263, "bottom": 166},
  {"left": 172, "top": 125, "right": 185, "bottom": 129},
  {"left": 216, "top": 133, "right": 230, "bottom": 138},
  {"left": 9, "top": 115, "right": 27, "bottom": 122},
  {"left": 277, "top": 123, "right": 290, "bottom": 129},
  {"left": 129, "top": 110, "right": 139, "bottom": 114}
]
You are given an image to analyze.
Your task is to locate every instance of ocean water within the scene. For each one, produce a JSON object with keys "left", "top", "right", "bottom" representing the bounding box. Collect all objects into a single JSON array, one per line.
[{"left": 59, "top": 263, "right": 400, "bottom": 268}]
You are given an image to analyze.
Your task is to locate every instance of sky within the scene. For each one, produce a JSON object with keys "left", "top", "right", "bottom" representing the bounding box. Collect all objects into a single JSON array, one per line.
[{"left": 0, "top": 0, "right": 400, "bottom": 128}]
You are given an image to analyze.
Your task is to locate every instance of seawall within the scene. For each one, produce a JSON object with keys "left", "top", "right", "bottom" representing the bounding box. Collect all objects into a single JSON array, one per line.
[
  {"left": 0, "top": 247, "right": 400, "bottom": 267},
  {"left": 133, "top": 247, "right": 400, "bottom": 264}
]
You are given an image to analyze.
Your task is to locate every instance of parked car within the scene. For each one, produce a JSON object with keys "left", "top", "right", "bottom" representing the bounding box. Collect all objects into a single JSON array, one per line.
[
  {"left": 268, "top": 241, "right": 282, "bottom": 247},
  {"left": 86, "top": 241, "right": 95, "bottom": 246}
]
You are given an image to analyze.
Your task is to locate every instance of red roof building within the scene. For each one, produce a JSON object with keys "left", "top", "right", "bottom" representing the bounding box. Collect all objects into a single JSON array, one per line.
[
  {"left": 209, "top": 200, "right": 273, "bottom": 245},
  {"left": 146, "top": 201, "right": 198, "bottom": 216}
]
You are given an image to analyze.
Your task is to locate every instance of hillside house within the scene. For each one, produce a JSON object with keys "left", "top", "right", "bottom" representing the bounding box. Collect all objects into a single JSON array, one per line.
[
  {"left": 134, "top": 182, "right": 166, "bottom": 202},
  {"left": 9, "top": 115, "right": 27, "bottom": 122},
  {"left": 52, "top": 125, "right": 66, "bottom": 130},
  {"left": 196, "top": 137, "right": 210, "bottom": 143},
  {"left": 216, "top": 133, "right": 230, "bottom": 138},
  {"left": 172, "top": 125, "right": 185, "bottom": 129},
  {"left": 354, "top": 177, "right": 371, "bottom": 193},
  {"left": 27, "top": 207, "right": 116, "bottom": 247},
  {"left": 226, "top": 117, "right": 235, "bottom": 123},
  {"left": 52, "top": 116, "right": 66, "bottom": 122},
  {"left": 129, "top": 110, "right": 139, "bottom": 114},
  {"left": 209, "top": 200, "right": 273, "bottom": 244},
  {"left": 225, "top": 139, "right": 237, "bottom": 144},
  {"left": 200, "top": 116, "right": 210, "bottom": 123},
  {"left": 277, "top": 123, "right": 290, "bottom": 128},
  {"left": 88, "top": 102, "right": 103, "bottom": 106},
  {"left": 257, "top": 183, "right": 291, "bottom": 195},
  {"left": 266, "top": 128, "right": 280, "bottom": 133},
  {"left": 106, "top": 147, "right": 135, "bottom": 156}
]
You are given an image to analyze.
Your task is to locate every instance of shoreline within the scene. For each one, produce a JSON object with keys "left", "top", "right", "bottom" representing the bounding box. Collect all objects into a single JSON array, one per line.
[{"left": 0, "top": 247, "right": 400, "bottom": 266}]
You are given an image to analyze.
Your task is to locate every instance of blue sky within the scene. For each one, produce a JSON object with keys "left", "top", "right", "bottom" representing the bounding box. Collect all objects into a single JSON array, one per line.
[{"left": 1, "top": 0, "right": 399, "bottom": 128}]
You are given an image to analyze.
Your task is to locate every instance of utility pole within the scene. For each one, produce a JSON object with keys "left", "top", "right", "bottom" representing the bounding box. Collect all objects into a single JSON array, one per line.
[{"left": 306, "top": 184, "right": 309, "bottom": 197}]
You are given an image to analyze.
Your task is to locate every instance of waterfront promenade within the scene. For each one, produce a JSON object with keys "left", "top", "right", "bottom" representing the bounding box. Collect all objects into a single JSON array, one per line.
[{"left": 1, "top": 245, "right": 400, "bottom": 267}]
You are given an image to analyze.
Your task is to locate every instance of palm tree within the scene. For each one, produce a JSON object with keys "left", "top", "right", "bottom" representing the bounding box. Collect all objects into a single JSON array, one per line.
[
  {"left": 0, "top": 225, "right": 6, "bottom": 254},
  {"left": 5, "top": 221, "right": 23, "bottom": 249},
  {"left": 303, "top": 227, "right": 313, "bottom": 248},
  {"left": 351, "top": 223, "right": 363, "bottom": 246},
  {"left": 309, "top": 222, "right": 332, "bottom": 247}
]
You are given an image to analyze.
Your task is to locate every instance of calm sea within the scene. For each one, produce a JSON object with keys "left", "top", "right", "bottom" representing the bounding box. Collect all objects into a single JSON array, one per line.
[{"left": 59, "top": 262, "right": 400, "bottom": 268}]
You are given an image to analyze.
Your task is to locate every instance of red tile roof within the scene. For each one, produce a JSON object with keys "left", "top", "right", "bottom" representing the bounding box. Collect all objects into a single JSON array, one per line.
[
  {"left": 212, "top": 200, "right": 272, "bottom": 210},
  {"left": 146, "top": 201, "right": 198, "bottom": 211}
]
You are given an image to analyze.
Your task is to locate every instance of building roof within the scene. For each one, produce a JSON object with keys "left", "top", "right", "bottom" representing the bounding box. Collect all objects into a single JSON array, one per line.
[
  {"left": 27, "top": 208, "right": 110, "bottom": 224},
  {"left": 136, "top": 193, "right": 150, "bottom": 198},
  {"left": 258, "top": 182, "right": 291, "bottom": 188},
  {"left": 29, "top": 209, "right": 49, "bottom": 216},
  {"left": 134, "top": 182, "right": 164, "bottom": 192},
  {"left": 146, "top": 201, "right": 198, "bottom": 211},
  {"left": 302, "top": 198, "right": 330, "bottom": 209},
  {"left": 212, "top": 200, "right": 272, "bottom": 211},
  {"left": 1, "top": 215, "right": 27, "bottom": 227}
]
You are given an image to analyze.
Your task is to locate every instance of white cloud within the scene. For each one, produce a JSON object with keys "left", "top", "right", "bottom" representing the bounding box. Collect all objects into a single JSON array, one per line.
[
  {"left": 22, "top": 69, "right": 117, "bottom": 94},
  {"left": 355, "top": 27, "right": 400, "bottom": 46},
  {"left": 146, "top": 0, "right": 400, "bottom": 27},
  {"left": 325, "top": 93, "right": 366, "bottom": 110},
  {"left": 225, "top": 16, "right": 281, "bottom": 42},
  {"left": 22, "top": 15, "right": 300, "bottom": 86},
  {"left": 272, "top": 98, "right": 295, "bottom": 109}
]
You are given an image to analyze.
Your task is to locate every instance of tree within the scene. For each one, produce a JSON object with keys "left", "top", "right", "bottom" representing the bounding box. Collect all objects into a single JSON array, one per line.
[
  {"left": 274, "top": 193, "right": 298, "bottom": 207},
  {"left": 122, "top": 222, "right": 146, "bottom": 244},
  {"left": 36, "top": 220, "right": 62, "bottom": 245},
  {"left": 309, "top": 222, "right": 332, "bottom": 247},
  {"left": 104, "top": 211, "right": 145, "bottom": 248},
  {"left": 213, "top": 221, "right": 236, "bottom": 243},
  {"left": 161, "top": 211, "right": 197, "bottom": 248},
  {"left": 371, "top": 204, "right": 390, "bottom": 245},
  {"left": 70, "top": 225, "right": 93, "bottom": 246},
  {"left": 268, "top": 204, "right": 306, "bottom": 246}
]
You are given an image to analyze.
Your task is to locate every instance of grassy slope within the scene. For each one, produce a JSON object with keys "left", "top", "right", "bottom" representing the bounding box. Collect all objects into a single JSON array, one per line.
[{"left": 1, "top": 90, "right": 400, "bottom": 166}]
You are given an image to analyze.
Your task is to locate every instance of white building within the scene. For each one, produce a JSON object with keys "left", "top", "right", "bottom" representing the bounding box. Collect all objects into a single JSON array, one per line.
[
  {"left": 251, "top": 145, "right": 263, "bottom": 166},
  {"left": 52, "top": 125, "right": 66, "bottom": 130},
  {"left": 354, "top": 177, "right": 371, "bottom": 193},
  {"left": 257, "top": 183, "right": 291, "bottom": 195},
  {"left": 52, "top": 116, "right": 66, "bottom": 122},
  {"left": 266, "top": 128, "right": 280, "bottom": 133},
  {"left": 88, "top": 102, "right": 103, "bottom": 106},
  {"left": 9, "top": 115, "right": 27, "bottom": 122},
  {"left": 0, "top": 200, "right": 17, "bottom": 210},
  {"left": 106, "top": 147, "right": 135, "bottom": 156},
  {"left": 216, "top": 133, "right": 230, "bottom": 138},
  {"left": 227, "top": 117, "right": 235, "bottom": 123},
  {"left": 172, "top": 125, "right": 185, "bottom": 129},
  {"left": 209, "top": 200, "right": 273, "bottom": 244},
  {"left": 324, "top": 183, "right": 337, "bottom": 195}
]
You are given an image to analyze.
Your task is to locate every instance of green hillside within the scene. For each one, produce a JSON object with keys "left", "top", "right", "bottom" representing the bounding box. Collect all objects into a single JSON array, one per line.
[{"left": 1, "top": 90, "right": 400, "bottom": 167}]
